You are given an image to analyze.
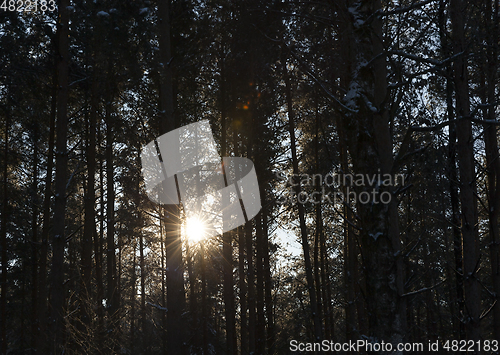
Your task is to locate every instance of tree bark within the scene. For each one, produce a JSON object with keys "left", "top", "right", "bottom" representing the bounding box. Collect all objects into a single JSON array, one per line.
[
  {"left": 255, "top": 214, "right": 266, "bottom": 354},
  {"left": 245, "top": 220, "right": 256, "bottom": 354},
  {"left": 37, "top": 70, "right": 57, "bottom": 354},
  {"left": 106, "top": 101, "right": 118, "bottom": 342},
  {"left": 450, "top": 0, "right": 481, "bottom": 347},
  {"left": 341, "top": 0, "right": 405, "bottom": 347},
  {"left": 262, "top": 207, "right": 275, "bottom": 354},
  {"left": 283, "top": 57, "right": 323, "bottom": 345},
  {"left": 49, "top": 0, "right": 70, "bottom": 351},
  {"left": 1, "top": 104, "right": 9, "bottom": 355},
  {"left": 157, "top": 1, "right": 186, "bottom": 352},
  {"left": 481, "top": 0, "right": 500, "bottom": 341},
  {"left": 220, "top": 61, "right": 237, "bottom": 355},
  {"left": 80, "top": 77, "right": 98, "bottom": 339},
  {"left": 438, "top": 0, "right": 466, "bottom": 339},
  {"left": 239, "top": 225, "right": 248, "bottom": 355},
  {"left": 30, "top": 122, "right": 39, "bottom": 353}
]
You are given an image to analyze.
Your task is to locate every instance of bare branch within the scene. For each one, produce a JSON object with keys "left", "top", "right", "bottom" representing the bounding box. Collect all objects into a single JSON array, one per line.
[{"left": 402, "top": 280, "right": 445, "bottom": 297}]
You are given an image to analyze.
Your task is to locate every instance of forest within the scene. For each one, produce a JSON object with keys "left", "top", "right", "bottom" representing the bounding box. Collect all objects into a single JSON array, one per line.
[{"left": 1, "top": 0, "right": 500, "bottom": 354}]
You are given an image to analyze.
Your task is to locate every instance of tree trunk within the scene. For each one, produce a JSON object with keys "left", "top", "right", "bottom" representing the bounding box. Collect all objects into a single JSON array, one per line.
[
  {"left": 130, "top": 249, "right": 136, "bottom": 354},
  {"left": 157, "top": 1, "right": 186, "bottom": 352},
  {"left": 140, "top": 232, "right": 147, "bottom": 353},
  {"left": 106, "top": 101, "right": 118, "bottom": 341},
  {"left": 30, "top": 122, "right": 39, "bottom": 353},
  {"left": 220, "top": 63, "right": 237, "bottom": 355},
  {"left": 1, "top": 105, "right": 9, "bottom": 355},
  {"left": 201, "top": 243, "right": 208, "bottom": 355},
  {"left": 341, "top": 0, "right": 405, "bottom": 347},
  {"left": 481, "top": 0, "right": 500, "bottom": 341},
  {"left": 283, "top": 58, "right": 323, "bottom": 345},
  {"left": 262, "top": 208, "right": 275, "bottom": 354},
  {"left": 246, "top": 220, "right": 256, "bottom": 353},
  {"left": 37, "top": 71, "right": 57, "bottom": 354},
  {"left": 80, "top": 78, "right": 98, "bottom": 339},
  {"left": 49, "top": 0, "right": 70, "bottom": 351},
  {"left": 439, "top": 0, "right": 466, "bottom": 339},
  {"left": 161, "top": 209, "right": 168, "bottom": 355},
  {"left": 255, "top": 214, "right": 266, "bottom": 354},
  {"left": 239, "top": 225, "right": 248, "bottom": 355},
  {"left": 450, "top": 0, "right": 481, "bottom": 347}
]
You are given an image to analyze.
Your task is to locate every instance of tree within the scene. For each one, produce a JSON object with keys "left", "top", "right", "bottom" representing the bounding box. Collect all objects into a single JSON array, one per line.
[
  {"left": 49, "top": 0, "right": 70, "bottom": 352},
  {"left": 450, "top": 0, "right": 481, "bottom": 345},
  {"left": 157, "top": 0, "right": 186, "bottom": 353}
]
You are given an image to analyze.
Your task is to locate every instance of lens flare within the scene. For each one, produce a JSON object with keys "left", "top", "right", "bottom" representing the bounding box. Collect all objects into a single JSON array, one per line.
[{"left": 185, "top": 216, "right": 208, "bottom": 243}]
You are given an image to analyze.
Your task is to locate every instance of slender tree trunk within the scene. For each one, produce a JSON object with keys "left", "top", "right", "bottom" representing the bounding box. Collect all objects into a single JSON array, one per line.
[
  {"left": 106, "top": 102, "right": 118, "bottom": 341},
  {"left": 439, "top": 0, "right": 466, "bottom": 339},
  {"left": 94, "top": 112, "right": 104, "bottom": 351},
  {"left": 239, "top": 224, "right": 248, "bottom": 355},
  {"left": 30, "top": 122, "right": 39, "bottom": 353},
  {"left": 140, "top": 232, "right": 147, "bottom": 353},
  {"left": 233, "top": 128, "right": 249, "bottom": 355},
  {"left": 157, "top": 1, "right": 186, "bottom": 352},
  {"left": 220, "top": 63, "right": 237, "bottom": 355},
  {"left": 81, "top": 78, "right": 98, "bottom": 341},
  {"left": 262, "top": 208, "right": 275, "bottom": 354},
  {"left": 245, "top": 218, "right": 256, "bottom": 354},
  {"left": 160, "top": 209, "right": 168, "bottom": 355},
  {"left": 313, "top": 205, "right": 323, "bottom": 339},
  {"left": 1, "top": 107, "right": 9, "bottom": 355},
  {"left": 481, "top": 0, "right": 500, "bottom": 341},
  {"left": 283, "top": 58, "right": 323, "bottom": 345},
  {"left": 37, "top": 73, "right": 57, "bottom": 354},
  {"left": 450, "top": 0, "right": 481, "bottom": 347},
  {"left": 130, "top": 249, "right": 136, "bottom": 354},
  {"left": 201, "top": 243, "right": 208, "bottom": 355},
  {"left": 49, "top": 0, "right": 70, "bottom": 351},
  {"left": 338, "top": 108, "right": 358, "bottom": 343},
  {"left": 255, "top": 214, "right": 266, "bottom": 354}
]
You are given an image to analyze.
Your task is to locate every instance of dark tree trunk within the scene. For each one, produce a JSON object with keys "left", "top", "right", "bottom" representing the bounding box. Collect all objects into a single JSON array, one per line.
[
  {"left": 481, "top": 0, "right": 500, "bottom": 341},
  {"left": 255, "top": 214, "right": 266, "bottom": 354},
  {"left": 341, "top": 0, "right": 405, "bottom": 346},
  {"left": 80, "top": 78, "right": 98, "bottom": 339},
  {"left": 130, "top": 250, "right": 136, "bottom": 354},
  {"left": 37, "top": 74, "right": 57, "bottom": 353},
  {"left": 262, "top": 209, "right": 275, "bottom": 354},
  {"left": 160, "top": 209, "right": 168, "bottom": 355},
  {"left": 106, "top": 103, "right": 118, "bottom": 342},
  {"left": 220, "top": 64, "right": 237, "bottom": 355},
  {"left": 157, "top": 1, "right": 186, "bottom": 352},
  {"left": 1, "top": 105, "right": 9, "bottom": 355},
  {"left": 246, "top": 218, "right": 256, "bottom": 354},
  {"left": 139, "top": 232, "right": 147, "bottom": 353},
  {"left": 283, "top": 57, "right": 323, "bottom": 345},
  {"left": 239, "top": 225, "right": 248, "bottom": 355},
  {"left": 439, "top": 0, "right": 466, "bottom": 340},
  {"left": 29, "top": 121, "right": 39, "bottom": 353},
  {"left": 49, "top": 0, "right": 70, "bottom": 351},
  {"left": 450, "top": 0, "right": 481, "bottom": 346},
  {"left": 201, "top": 243, "right": 208, "bottom": 355}
]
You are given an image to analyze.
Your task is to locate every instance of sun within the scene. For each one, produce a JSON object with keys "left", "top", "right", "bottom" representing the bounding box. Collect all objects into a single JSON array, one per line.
[{"left": 185, "top": 216, "right": 208, "bottom": 244}]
